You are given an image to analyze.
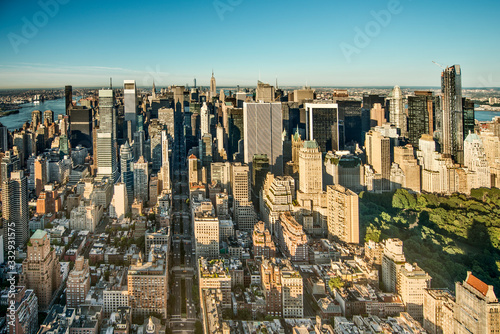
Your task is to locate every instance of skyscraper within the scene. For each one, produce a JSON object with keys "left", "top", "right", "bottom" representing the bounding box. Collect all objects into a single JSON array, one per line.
[
  {"left": 231, "top": 163, "right": 256, "bottom": 231},
  {"left": 338, "top": 101, "right": 362, "bottom": 145},
  {"left": 134, "top": 156, "right": 149, "bottom": 204},
  {"left": 20, "top": 230, "right": 61, "bottom": 311},
  {"left": 159, "top": 130, "right": 170, "bottom": 193},
  {"left": 210, "top": 71, "right": 216, "bottom": 99},
  {"left": 256, "top": 81, "right": 275, "bottom": 103},
  {"left": 124, "top": 80, "right": 137, "bottom": 141},
  {"left": 2, "top": 170, "right": 28, "bottom": 248},
  {"left": 298, "top": 140, "right": 322, "bottom": 194},
  {"left": 326, "top": 184, "right": 359, "bottom": 244},
  {"left": 407, "top": 91, "right": 438, "bottom": 149},
  {"left": 69, "top": 106, "right": 93, "bottom": 149},
  {"left": 110, "top": 182, "right": 128, "bottom": 221},
  {"left": 441, "top": 65, "right": 462, "bottom": 161},
  {"left": 365, "top": 130, "right": 391, "bottom": 191},
  {"left": 201, "top": 102, "right": 209, "bottom": 136},
  {"left": 243, "top": 102, "right": 283, "bottom": 175},
  {"left": 65, "top": 85, "right": 72, "bottom": 115},
  {"left": 397, "top": 263, "right": 432, "bottom": 323},
  {"left": 120, "top": 141, "right": 134, "bottom": 206},
  {"left": 96, "top": 89, "right": 118, "bottom": 182},
  {"left": 304, "top": 103, "right": 341, "bottom": 152},
  {"left": 388, "top": 86, "right": 406, "bottom": 137}
]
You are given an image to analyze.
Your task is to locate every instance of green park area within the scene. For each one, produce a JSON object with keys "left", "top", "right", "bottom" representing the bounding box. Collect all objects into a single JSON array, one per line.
[{"left": 361, "top": 188, "right": 500, "bottom": 294}]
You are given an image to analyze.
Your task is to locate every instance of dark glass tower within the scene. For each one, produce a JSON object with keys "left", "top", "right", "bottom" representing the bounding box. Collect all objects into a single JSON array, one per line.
[
  {"left": 65, "top": 85, "right": 72, "bottom": 115},
  {"left": 338, "top": 100, "right": 362, "bottom": 145},
  {"left": 407, "top": 91, "right": 439, "bottom": 149},
  {"left": 441, "top": 65, "right": 462, "bottom": 162}
]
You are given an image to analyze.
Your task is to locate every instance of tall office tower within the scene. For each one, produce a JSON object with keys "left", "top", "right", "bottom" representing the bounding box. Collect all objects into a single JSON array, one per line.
[
  {"left": 31, "top": 109, "right": 42, "bottom": 129},
  {"left": 281, "top": 102, "right": 301, "bottom": 144},
  {"left": 365, "top": 130, "right": 391, "bottom": 191},
  {"left": 120, "top": 141, "right": 134, "bottom": 206},
  {"left": 5, "top": 286, "right": 38, "bottom": 334},
  {"left": 260, "top": 174, "right": 295, "bottom": 235},
  {"left": 65, "top": 85, "right": 72, "bottom": 115},
  {"left": 362, "top": 94, "right": 386, "bottom": 134},
  {"left": 20, "top": 230, "right": 61, "bottom": 311},
  {"left": 441, "top": 65, "right": 462, "bottom": 160},
  {"left": 293, "top": 88, "right": 314, "bottom": 104},
  {"left": 388, "top": 86, "right": 406, "bottom": 136},
  {"left": 381, "top": 238, "right": 406, "bottom": 293},
  {"left": 423, "top": 289, "right": 455, "bottom": 334},
  {"left": 407, "top": 91, "right": 438, "bottom": 149},
  {"left": 231, "top": 163, "right": 256, "bottom": 231},
  {"left": 124, "top": 80, "right": 138, "bottom": 141},
  {"left": 194, "top": 206, "right": 220, "bottom": 259},
  {"left": 150, "top": 131, "right": 163, "bottom": 172},
  {"left": 34, "top": 156, "right": 47, "bottom": 196},
  {"left": 133, "top": 156, "right": 149, "bottom": 204},
  {"left": 0, "top": 122, "right": 8, "bottom": 152},
  {"left": 281, "top": 261, "right": 304, "bottom": 318},
  {"left": 43, "top": 109, "right": 54, "bottom": 124},
  {"left": 226, "top": 107, "right": 244, "bottom": 160},
  {"left": 276, "top": 212, "right": 308, "bottom": 263},
  {"left": 13, "top": 132, "right": 27, "bottom": 167},
  {"left": 110, "top": 182, "right": 128, "bottom": 220},
  {"left": 338, "top": 101, "right": 363, "bottom": 145},
  {"left": 455, "top": 272, "right": 500, "bottom": 333},
  {"left": 326, "top": 184, "right": 359, "bottom": 244},
  {"left": 394, "top": 145, "right": 421, "bottom": 193},
  {"left": 2, "top": 171, "right": 29, "bottom": 248},
  {"left": 211, "top": 161, "right": 232, "bottom": 193},
  {"left": 210, "top": 71, "right": 216, "bottom": 99},
  {"left": 370, "top": 103, "right": 386, "bottom": 128},
  {"left": 128, "top": 247, "right": 168, "bottom": 318},
  {"left": 1, "top": 151, "right": 19, "bottom": 184},
  {"left": 201, "top": 102, "right": 209, "bottom": 136},
  {"left": 298, "top": 140, "right": 322, "bottom": 193},
  {"left": 66, "top": 256, "right": 90, "bottom": 308},
  {"left": 252, "top": 154, "right": 269, "bottom": 206},
  {"left": 159, "top": 130, "right": 170, "bottom": 192},
  {"left": 69, "top": 106, "right": 93, "bottom": 149},
  {"left": 397, "top": 263, "right": 432, "bottom": 323},
  {"left": 464, "top": 133, "right": 491, "bottom": 189},
  {"left": 96, "top": 89, "right": 118, "bottom": 182},
  {"left": 200, "top": 134, "right": 213, "bottom": 168},
  {"left": 256, "top": 81, "right": 275, "bottom": 102},
  {"left": 304, "top": 103, "right": 342, "bottom": 152},
  {"left": 253, "top": 221, "right": 276, "bottom": 258},
  {"left": 462, "top": 98, "right": 475, "bottom": 138},
  {"left": 261, "top": 259, "right": 283, "bottom": 317},
  {"left": 243, "top": 102, "right": 283, "bottom": 175}
]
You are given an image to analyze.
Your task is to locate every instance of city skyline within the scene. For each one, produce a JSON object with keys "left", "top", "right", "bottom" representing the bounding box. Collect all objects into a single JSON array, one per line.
[{"left": 0, "top": 0, "right": 499, "bottom": 88}]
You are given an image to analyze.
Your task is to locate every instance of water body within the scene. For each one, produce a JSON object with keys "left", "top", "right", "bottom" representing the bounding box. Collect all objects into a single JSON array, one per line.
[
  {"left": 1, "top": 98, "right": 80, "bottom": 131},
  {"left": 1, "top": 98, "right": 498, "bottom": 131}
]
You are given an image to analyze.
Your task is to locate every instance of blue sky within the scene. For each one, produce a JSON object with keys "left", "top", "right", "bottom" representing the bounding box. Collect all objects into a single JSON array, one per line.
[{"left": 0, "top": 0, "right": 499, "bottom": 88}]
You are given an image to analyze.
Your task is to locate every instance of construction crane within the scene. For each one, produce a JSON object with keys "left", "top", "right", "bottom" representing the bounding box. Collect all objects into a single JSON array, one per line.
[{"left": 432, "top": 61, "right": 446, "bottom": 70}]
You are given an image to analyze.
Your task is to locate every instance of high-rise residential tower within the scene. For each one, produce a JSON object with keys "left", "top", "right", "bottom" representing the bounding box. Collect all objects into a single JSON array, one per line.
[
  {"left": 20, "top": 230, "right": 61, "bottom": 311},
  {"left": 2, "top": 170, "right": 29, "bottom": 248},
  {"left": 388, "top": 85, "right": 406, "bottom": 137},
  {"left": 124, "top": 80, "right": 138, "bottom": 141},
  {"left": 441, "top": 65, "right": 462, "bottom": 161},
  {"left": 120, "top": 141, "right": 134, "bottom": 206},
  {"left": 326, "top": 184, "right": 359, "bottom": 244},
  {"left": 96, "top": 89, "right": 118, "bottom": 182}
]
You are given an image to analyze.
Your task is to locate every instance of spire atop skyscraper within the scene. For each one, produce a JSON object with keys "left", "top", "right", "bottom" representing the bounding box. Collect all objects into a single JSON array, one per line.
[{"left": 110, "top": 77, "right": 112, "bottom": 89}]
